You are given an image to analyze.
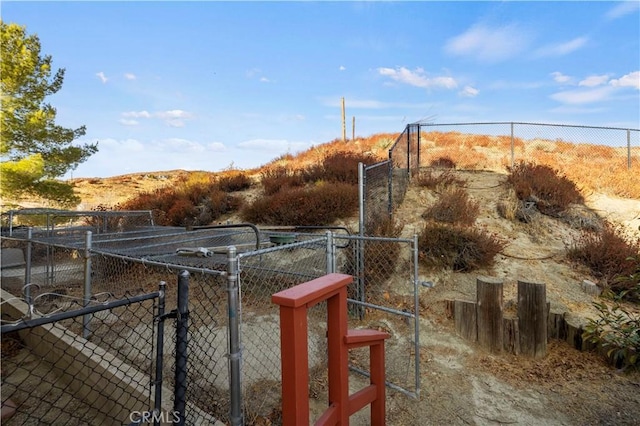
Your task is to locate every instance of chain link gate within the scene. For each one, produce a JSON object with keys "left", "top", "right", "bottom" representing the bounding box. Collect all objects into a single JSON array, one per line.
[{"left": 1, "top": 284, "right": 166, "bottom": 425}]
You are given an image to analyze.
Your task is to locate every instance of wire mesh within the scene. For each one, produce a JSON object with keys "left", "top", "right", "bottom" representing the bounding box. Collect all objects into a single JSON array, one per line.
[
  {"left": 334, "top": 234, "right": 420, "bottom": 398},
  {"left": 237, "top": 237, "right": 329, "bottom": 423},
  {"left": 1, "top": 291, "right": 159, "bottom": 425}
]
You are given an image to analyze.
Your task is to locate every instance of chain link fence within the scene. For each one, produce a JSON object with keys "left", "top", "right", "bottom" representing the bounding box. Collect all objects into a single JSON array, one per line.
[
  {"left": 362, "top": 121, "right": 639, "bottom": 235},
  {"left": 417, "top": 122, "right": 638, "bottom": 171},
  {"left": 2, "top": 222, "right": 421, "bottom": 424},
  {"left": 1, "top": 286, "right": 164, "bottom": 425}
]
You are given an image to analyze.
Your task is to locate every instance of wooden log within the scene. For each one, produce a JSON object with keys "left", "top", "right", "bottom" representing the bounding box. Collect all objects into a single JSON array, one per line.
[
  {"left": 445, "top": 300, "right": 456, "bottom": 319},
  {"left": 547, "top": 310, "right": 567, "bottom": 341},
  {"left": 502, "top": 316, "right": 519, "bottom": 355},
  {"left": 564, "top": 313, "right": 592, "bottom": 351},
  {"left": 517, "top": 280, "right": 547, "bottom": 358},
  {"left": 454, "top": 300, "right": 477, "bottom": 342},
  {"left": 476, "top": 277, "right": 504, "bottom": 353}
]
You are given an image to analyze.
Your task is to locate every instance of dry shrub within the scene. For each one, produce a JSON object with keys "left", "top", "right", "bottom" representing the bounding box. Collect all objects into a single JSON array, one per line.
[
  {"left": 507, "top": 161, "right": 584, "bottom": 216},
  {"left": 304, "top": 151, "right": 380, "bottom": 184},
  {"left": 121, "top": 180, "right": 242, "bottom": 227},
  {"left": 567, "top": 221, "right": 640, "bottom": 298},
  {"left": 217, "top": 172, "right": 252, "bottom": 192},
  {"left": 260, "top": 166, "right": 306, "bottom": 195},
  {"left": 415, "top": 169, "right": 465, "bottom": 190},
  {"left": 422, "top": 187, "right": 479, "bottom": 226},
  {"left": 418, "top": 222, "right": 507, "bottom": 271},
  {"left": 240, "top": 182, "right": 358, "bottom": 226},
  {"left": 429, "top": 156, "right": 456, "bottom": 169}
]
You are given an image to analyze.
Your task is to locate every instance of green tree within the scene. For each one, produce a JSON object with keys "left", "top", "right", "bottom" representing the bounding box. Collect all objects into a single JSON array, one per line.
[{"left": 1, "top": 21, "right": 97, "bottom": 207}]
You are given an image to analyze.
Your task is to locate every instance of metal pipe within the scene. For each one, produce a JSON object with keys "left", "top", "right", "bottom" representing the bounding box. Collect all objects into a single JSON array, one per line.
[
  {"left": 174, "top": 271, "right": 189, "bottom": 426},
  {"left": 24, "top": 227, "right": 33, "bottom": 305},
  {"left": 82, "top": 231, "right": 93, "bottom": 339},
  {"left": 187, "top": 223, "right": 262, "bottom": 251},
  {"left": 627, "top": 129, "right": 631, "bottom": 170},
  {"left": 413, "top": 234, "right": 421, "bottom": 397},
  {"left": 510, "top": 122, "right": 515, "bottom": 168},
  {"left": 226, "top": 246, "right": 243, "bottom": 426},
  {"left": 1, "top": 291, "right": 161, "bottom": 334},
  {"left": 326, "top": 231, "right": 334, "bottom": 274},
  {"left": 154, "top": 281, "right": 166, "bottom": 426}
]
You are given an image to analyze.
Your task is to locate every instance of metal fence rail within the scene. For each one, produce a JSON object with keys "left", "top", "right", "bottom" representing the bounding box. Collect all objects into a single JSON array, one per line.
[
  {"left": 1, "top": 287, "right": 163, "bottom": 425},
  {"left": 361, "top": 121, "right": 639, "bottom": 236},
  {"left": 2, "top": 223, "right": 421, "bottom": 424}
]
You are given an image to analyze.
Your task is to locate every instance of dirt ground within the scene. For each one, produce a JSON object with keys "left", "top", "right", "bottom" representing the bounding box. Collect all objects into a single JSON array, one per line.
[{"left": 379, "top": 169, "right": 640, "bottom": 425}]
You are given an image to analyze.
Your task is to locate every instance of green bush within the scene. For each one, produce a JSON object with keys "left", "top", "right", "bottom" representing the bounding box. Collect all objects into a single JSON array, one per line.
[
  {"left": 583, "top": 281, "right": 640, "bottom": 370},
  {"left": 240, "top": 182, "right": 358, "bottom": 226},
  {"left": 507, "top": 161, "right": 583, "bottom": 216},
  {"left": 418, "top": 222, "right": 507, "bottom": 271}
]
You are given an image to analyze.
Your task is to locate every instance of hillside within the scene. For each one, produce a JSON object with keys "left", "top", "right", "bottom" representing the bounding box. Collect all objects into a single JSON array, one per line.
[{"left": 48, "top": 134, "right": 640, "bottom": 423}]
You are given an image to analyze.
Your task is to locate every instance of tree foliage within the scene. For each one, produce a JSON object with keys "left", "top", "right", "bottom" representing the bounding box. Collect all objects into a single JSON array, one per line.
[{"left": 1, "top": 21, "right": 97, "bottom": 206}]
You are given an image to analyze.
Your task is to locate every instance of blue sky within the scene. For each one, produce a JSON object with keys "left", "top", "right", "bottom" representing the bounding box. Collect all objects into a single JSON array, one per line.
[{"left": 2, "top": 1, "right": 639, "bottom": 178}]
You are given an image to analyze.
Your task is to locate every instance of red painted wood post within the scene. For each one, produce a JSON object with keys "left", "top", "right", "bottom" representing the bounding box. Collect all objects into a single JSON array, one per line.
[
  {"left": 326, "top": 285, "right": 349, "bottom": 425},
  {"left": 277, "top": 302, "right": 310, "bottom": 425}
]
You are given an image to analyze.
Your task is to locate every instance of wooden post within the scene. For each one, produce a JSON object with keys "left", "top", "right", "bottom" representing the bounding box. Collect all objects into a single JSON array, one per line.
[
  {"left": 517, "top": 280, "right": 547, "bottom": 358},
  {"left": 476, "top": 277, "right": 503, "bottom": 353},
  {"left": 454, "top": 300, "right": 477, "bottom": 342},
  {"left": 352, "top": 116, "right": 355, "bottom": 141}
]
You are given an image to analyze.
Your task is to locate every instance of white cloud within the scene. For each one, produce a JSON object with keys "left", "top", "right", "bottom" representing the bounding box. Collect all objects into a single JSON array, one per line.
[
  {"left": 96, "top": 72, "right": 108, "bottom": 84},
  {"left": 339, "top": 65, "right": 346, "bottom": 71},
  {"left": 119, "top": 119, "right": 138, "bottom": 126},
  {"left": 122, "top": 110, "right": 152, "bottom": 118},
  {"left": 377, "top": 67, "right": 457, "bottom": 89},
  {"left": 605, "top": 2, "right": 640, "bottom": 20},
  {"left": 124, "top": 73, "right": 137, "bottom": 80},
  {"left": 121, "top": 110, "right": 194, "bottom": 127},
  {"left": 609, "top": 71, "right": 640, "bottom": 89},
  {"left": 459, "top": 86, "right": 479, "bottom": 97},
  {"left": 533, "top": 37, "right": 588, "bottom": 57},
  {"left": 579, "top": 74, "right": 611, "bottom": 87},
  {"left": 551, "top": 72, "right": 572, "bottom": 84},
  {"left": 550, "top": 86, "right": 616, "bottom": 105},
  {"left": 444, "top": 23, "right": 531, "bottom": 62},
  {"left": 259, "top": 77, "right": 270, "bottom": 83}
]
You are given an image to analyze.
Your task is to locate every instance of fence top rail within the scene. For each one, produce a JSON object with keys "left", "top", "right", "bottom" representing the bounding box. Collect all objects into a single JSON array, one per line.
[
  {"left": 2, "top": 208, "right": 153, "bottom": 217},
  {"left": 417, "top": 121, "right": 640, "bottom": 132}
]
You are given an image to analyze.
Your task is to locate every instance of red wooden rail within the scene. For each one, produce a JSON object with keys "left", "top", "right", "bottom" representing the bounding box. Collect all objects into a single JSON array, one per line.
[{"left": 272, "top": 273, "right": 390, "bottom": 425}]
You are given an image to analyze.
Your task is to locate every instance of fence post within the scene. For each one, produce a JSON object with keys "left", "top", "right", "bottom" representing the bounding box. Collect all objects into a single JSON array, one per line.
[
  {"left": 174, "top": 271, "right": 189, "bottom": 426},
  {"left": 82, "top": 230, "right": 93, "bottom": 339},
  {"left": 154, "top": 280, "right": 166, "bottom": 426},
  {"left": 510, "top": 122, "right": 515, "bottom": 168},
  {"left": 24, "top": 227, "right": 33, "bottom": 306},
  {"left": 326, "top": 231, "right": 335, "bottom": 274},
  {"left": 517, "top": 280, "right": 547, "bottom": 358},
  {"left": 476, "top": 277, "right": 503, "bottom": 353},
  {"left": 226, "top": 246, "right": 243, "bottom": 426},
  {"left": 627, "top": 129, "right": 631, "bottom": 170},
  {"left": 412, "top": 233, "right": 421, "bottom": 397}
]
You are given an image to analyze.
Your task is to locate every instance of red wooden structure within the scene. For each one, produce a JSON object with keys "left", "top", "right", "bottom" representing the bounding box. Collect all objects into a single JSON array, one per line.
[{"left": 272, "top": 273, "right": 390, "bottom": 425}]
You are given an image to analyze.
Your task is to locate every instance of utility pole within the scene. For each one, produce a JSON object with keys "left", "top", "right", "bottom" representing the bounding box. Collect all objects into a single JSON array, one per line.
[
  {"left": 352, "top": 116, "right": 355, "bottom": 141},
  {"left": 341, "top": 97, "right": 346, "bottom": 142}
]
